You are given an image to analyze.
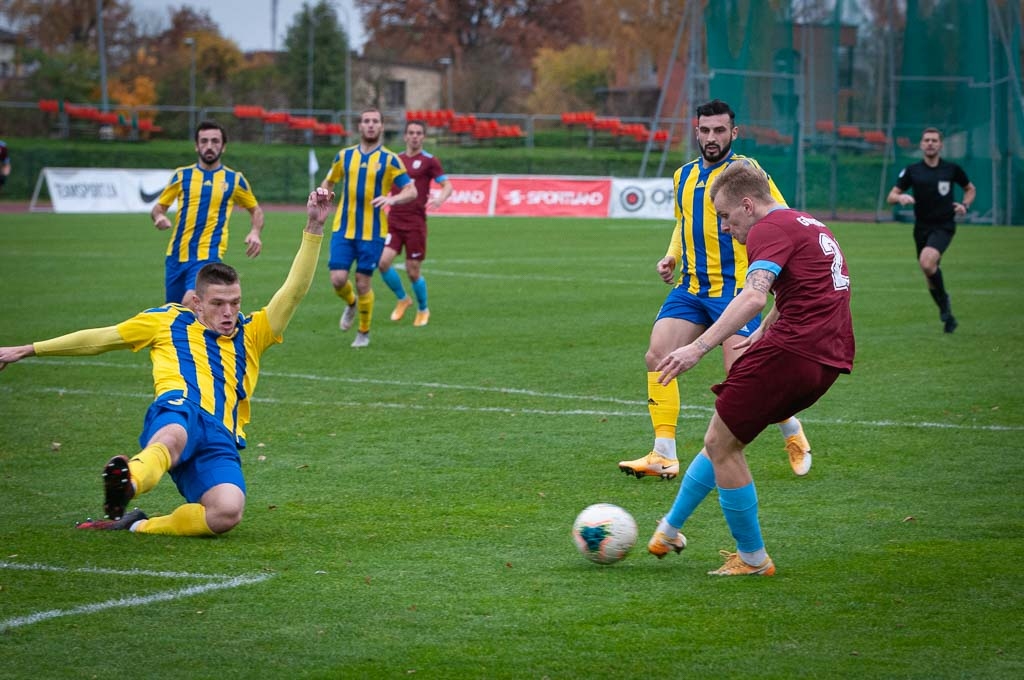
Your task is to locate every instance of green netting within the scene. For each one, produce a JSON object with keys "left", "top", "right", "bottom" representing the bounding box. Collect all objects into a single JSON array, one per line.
[
  {"left": 703, "top": 1, "right": 800, "bottom": 203},
  {"left": 690, "top": 0, "right": 1024, "bottom": 223},
  {"left": 894, "top": 0, "right": 1023, "bottom": 223}
]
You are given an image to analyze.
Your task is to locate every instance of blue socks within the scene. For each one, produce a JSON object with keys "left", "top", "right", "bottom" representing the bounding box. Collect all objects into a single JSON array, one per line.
[
  {"left": 380, "top": 267, "right": 406, "bottom": 300},
  {"left": 411, "top": 277, "right": 428, "bottom": 310},
  {"left": 718, "top": 482, "right": 764, "bottom": 553},
  {"left": 665, "top": 453, "right": 716, "bottom": 529}
]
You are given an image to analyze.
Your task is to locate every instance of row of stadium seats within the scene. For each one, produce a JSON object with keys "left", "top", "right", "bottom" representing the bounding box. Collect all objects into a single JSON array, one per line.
[
  {"left": 38, "top": 99, "right": 162, "bottom": 133},
  {"left": 405, "top": 109, "right": 526, "bottom": 140},
  {"left": 561, "top": 111, "right": 671, "bottom": 145},
  {"left": 233, "top": 105, "right": 347, "bottom": 136},
  {"left": 814, "top": 120, "right": 911, "bottom": 148}
]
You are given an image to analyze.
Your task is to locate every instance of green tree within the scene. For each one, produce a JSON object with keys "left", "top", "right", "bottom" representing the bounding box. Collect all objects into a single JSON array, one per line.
[
  {"left": 357, "top": 0, "right": 583, "bottom": 112},
  {"left": 2, "top": 0, "right": 138, "bottom": 101},
  {"left": 527, "top": 45, "right": 611, "bottom": 114},
  {"left": 279, "top": 1, "right": 350, "bottom": 113},
  {"left": 19, "top": 45, "right": 99, "bottom": 101}
]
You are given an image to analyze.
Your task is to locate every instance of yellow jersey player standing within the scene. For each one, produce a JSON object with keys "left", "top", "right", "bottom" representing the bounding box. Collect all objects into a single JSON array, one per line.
[
  {"left": 619, "top": 99, "right": 814, "bottom": 481},
  {"left": 151, "top": 120, "right": 265, "bottom": 305},
  {"left": 320, "top": 107, "right": 417, "bottom": 348},
  {"left": 0, "top": 188, "right": 335, "bottom": 536}
]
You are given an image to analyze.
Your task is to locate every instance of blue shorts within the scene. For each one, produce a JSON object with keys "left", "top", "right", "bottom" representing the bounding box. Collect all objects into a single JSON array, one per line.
[
  {"left": 140, "top": 393, "right": 246, "bottom": 503},
  {"left": 328, "top": 233, "right": 385, "bottom": 276},
  {"left": 655, "top": 286, "right": 761, "bottom": 337},
  {"left": 165, "top": 257, "right": 216, "bottom": 304}
]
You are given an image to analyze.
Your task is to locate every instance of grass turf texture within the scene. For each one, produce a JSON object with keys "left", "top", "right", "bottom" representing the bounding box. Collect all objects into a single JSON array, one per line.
[{"left": 0, "top": 211, "right": 1021, "bottom": 678}]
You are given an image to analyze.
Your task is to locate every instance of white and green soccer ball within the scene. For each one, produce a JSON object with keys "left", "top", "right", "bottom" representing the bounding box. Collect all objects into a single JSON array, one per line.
[{"left": 572, "top": 503, "right": 638, "bottom": 565}]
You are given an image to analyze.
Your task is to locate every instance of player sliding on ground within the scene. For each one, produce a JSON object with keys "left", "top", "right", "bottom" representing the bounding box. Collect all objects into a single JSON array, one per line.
[{"left": 0, "top": 188, "right": 334, "bottom": 536}]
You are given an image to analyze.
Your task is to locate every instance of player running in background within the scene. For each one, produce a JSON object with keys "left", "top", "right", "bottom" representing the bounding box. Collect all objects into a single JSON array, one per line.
[
  {"left": 647, "top": 160, "right": 855, "bottom": 575},
  {"left": 151, "top": 120, "right": 265, "bottom": 305},
  {"left": 320, "top": 107, "right": 417, "bottom": 347},
  {"left": 619, "top": 99, "right": 814, "bottom": 482},
  {"left": 886, "top": 127, "right": 976, "bottom": 333},
  {"left": 378, "top": 119, "right": 454, "bottom": 328},
  {"left": 0, "top": 188, "right": 334, "bottom": 536}
]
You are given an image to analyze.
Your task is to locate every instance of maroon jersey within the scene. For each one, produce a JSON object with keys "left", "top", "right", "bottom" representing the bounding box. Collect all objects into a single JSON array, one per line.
[
  {"left": 746, "top": 208, "right": 855, "bottom": 372},
  {"left": 389, "top": 150, "right": 447, "bottom": 227}
]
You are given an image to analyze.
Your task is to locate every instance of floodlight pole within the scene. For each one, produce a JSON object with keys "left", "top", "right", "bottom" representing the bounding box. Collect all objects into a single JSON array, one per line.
[
  {"left": 97, "top": 0, "right": 109, "bottom": 112},
  {"left": 185, "top": 37, "right": 197, "bottom": 134},
  {"left": 438, "top": 57, "right": 453, "bottom": 110}
]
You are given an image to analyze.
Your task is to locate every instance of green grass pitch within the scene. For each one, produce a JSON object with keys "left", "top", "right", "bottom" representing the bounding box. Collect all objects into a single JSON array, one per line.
[{"left": 0, "top": 210, "right": 1021, "bottom": 678}]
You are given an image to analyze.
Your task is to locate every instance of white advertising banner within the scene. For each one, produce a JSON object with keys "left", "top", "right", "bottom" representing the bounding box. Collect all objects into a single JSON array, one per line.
[
  {"left": 609, "top": 177, "right": 676, "bottom": 220},
  {"left": 42, "top": 167, "right": 173, "bottom": 213}
]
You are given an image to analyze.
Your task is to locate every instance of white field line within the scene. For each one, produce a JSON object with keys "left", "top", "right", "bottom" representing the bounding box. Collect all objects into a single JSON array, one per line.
[
  {"left": 0, "top": 561, "right": 272, "bottom": 632},
  {"left": 1, "top": 363, "right": 1021, "bottom": 432}
]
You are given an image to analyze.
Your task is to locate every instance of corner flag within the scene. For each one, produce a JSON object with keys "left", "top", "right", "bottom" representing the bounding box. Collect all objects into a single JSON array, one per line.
[{"left": 308, "top": 149, "right": 319, "bottom": 191}]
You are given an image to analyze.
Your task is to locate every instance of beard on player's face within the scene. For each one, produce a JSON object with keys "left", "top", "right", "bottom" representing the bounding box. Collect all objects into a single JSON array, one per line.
[{"left": 701, "top": 138, "right": 732, "bottom": 164}]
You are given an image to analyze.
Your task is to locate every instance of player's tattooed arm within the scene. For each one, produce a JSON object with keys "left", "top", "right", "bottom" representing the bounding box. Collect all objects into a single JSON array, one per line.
[{"left": 746, "top": 269, "right": 776, "bottom": 294}]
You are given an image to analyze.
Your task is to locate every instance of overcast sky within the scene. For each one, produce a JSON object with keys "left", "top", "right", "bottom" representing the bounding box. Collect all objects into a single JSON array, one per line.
[{"left": 130, "top": 0, "right": 367, "bottom": 53}]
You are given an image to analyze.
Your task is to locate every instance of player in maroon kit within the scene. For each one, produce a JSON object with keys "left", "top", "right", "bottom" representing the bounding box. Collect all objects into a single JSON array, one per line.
[
  {"left": 646, "top": 160, "right": 855, "bottom": 576},
  {"left": 378, "top": 120, "right": 453, "bottom": 327}
]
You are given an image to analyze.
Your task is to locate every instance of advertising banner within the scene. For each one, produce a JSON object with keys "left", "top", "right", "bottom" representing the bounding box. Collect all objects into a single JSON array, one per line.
[
  {"left": 492, "top": 176, "right": 611, "bottom": 218},
  {"left": 609, "top": 178, "right": 675, "bottom": 220},
  {"left": 430, "top": 175, "right": 495, "bottom": 216},
  {"left": 41, "top": 167, "right": 172, "bottom": 213}
]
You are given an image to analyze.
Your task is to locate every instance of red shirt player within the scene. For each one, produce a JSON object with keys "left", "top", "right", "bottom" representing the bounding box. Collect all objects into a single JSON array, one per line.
[
  {"left": 378, "top": 120, "right": 453, "bottom": 327},
  {"left": 646, "top": 160, "right": 855, "bottom": 577}
]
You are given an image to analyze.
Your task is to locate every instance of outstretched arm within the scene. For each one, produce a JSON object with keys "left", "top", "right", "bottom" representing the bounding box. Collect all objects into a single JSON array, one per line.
[
  {"left": 265, "top": 188, "right": 334, "bottom": 335},
  {"left": 0, "top": 326, "right": 128, "bottom": 372}
]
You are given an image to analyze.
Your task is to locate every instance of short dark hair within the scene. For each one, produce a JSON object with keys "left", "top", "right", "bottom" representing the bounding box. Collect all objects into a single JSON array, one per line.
[
  {"left": 195, "top": 120, "right": 227, "bottom": 144},
  {"left": 695, "top": 99, "right": 736, "bottom": 123},
  {"left": 922, "top": 127, "right": 942, "bottom": 140},
  {"left": 405, "top": 120, "right": 427, "bottom": 133},
  {"left": 195, "top": 262, "right": 239, "bottom": 296}
]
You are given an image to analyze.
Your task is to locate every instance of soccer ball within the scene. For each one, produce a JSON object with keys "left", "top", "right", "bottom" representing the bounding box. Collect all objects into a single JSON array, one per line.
[{"left": 572, "top": 503, "right": 638, "bottom": 564}]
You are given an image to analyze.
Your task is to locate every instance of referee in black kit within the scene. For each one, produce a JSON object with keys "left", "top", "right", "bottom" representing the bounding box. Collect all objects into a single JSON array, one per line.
[{"left": 887, "top": 127, "right": 977, "bottom": 333}]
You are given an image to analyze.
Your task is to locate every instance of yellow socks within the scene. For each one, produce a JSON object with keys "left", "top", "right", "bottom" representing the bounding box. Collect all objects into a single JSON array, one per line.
[
  {"left": 336, "top": 280, "right": 356, "bottom": 306},
  {"left": 135, "top": 503, "right": 216, "bottom": 536},
  {"left": 357, "top": 289, "right": 374, "bottom": 333},
  {"left": 128, "top": 443, "right": 172, "bottom": 496},
  {"left": 647, "top": 371, "right": 680, "bottom": 440}
]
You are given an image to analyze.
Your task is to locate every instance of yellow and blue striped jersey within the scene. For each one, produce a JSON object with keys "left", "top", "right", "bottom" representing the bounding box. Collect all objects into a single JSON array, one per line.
[
  {"left": 668, "top": 152, "right": 786, "bottom": 298},
  {"left": 325, "top": 144, "right": 410, "bottom": 239},
  {"left": 157, "top": 164, "right": 259, "bottom": 263},
  {"left": 116, "top": 304, "right": 279, "bottom": 447}
]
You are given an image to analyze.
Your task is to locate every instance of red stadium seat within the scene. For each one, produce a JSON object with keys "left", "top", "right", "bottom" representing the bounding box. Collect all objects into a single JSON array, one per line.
[
  {"left": 837, "top": 125, "right": 862, "bottom": 139},
  {"left": 261, "top": 111, "right": 289, "bottom": 125},
  {"left": 862, "top": 130, "right": 888, "bottom": 145},
  {"left": 287, "top": 116, "right": 318, "bottom": 130},
  {"left": 233, "top": 105, "right": 265, "bottom": 119}
]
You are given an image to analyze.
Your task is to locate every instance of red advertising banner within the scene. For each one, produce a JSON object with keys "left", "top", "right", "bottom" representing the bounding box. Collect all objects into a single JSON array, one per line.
[
  {"left": 492, "top": 177, "right": 611, "bottom": 217},
  {"left": 430, "top": 176, "right": 493, "bottom": 216}
]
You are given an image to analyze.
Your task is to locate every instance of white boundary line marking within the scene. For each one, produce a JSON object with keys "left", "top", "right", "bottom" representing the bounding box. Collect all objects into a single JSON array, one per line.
[
  {"left": 1, "top": 379, "right": 1020, "bottom": 432},
  {"left": 0, "top": 561, "right": 273, "bottom": 631}
]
